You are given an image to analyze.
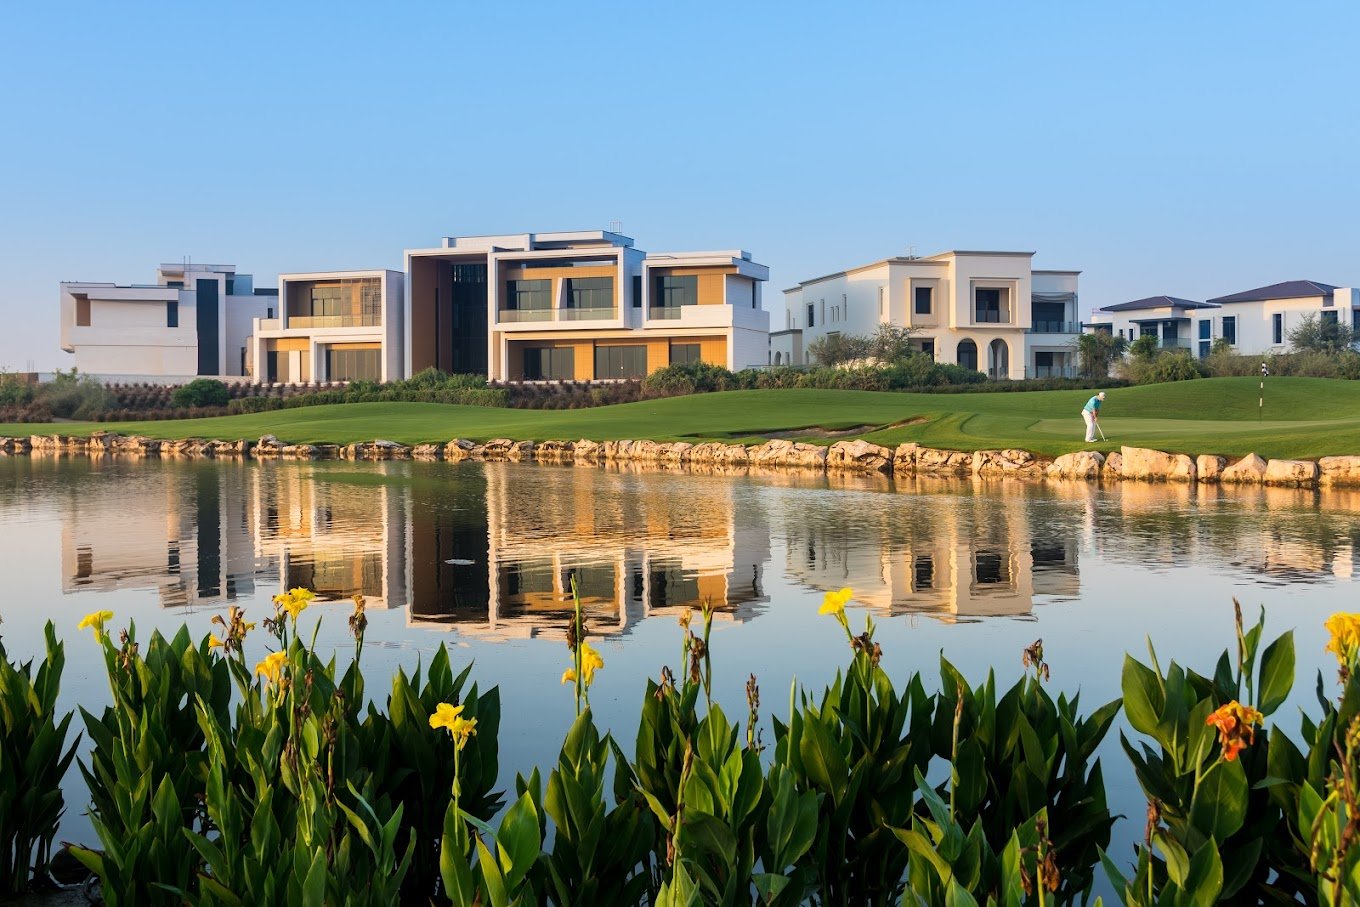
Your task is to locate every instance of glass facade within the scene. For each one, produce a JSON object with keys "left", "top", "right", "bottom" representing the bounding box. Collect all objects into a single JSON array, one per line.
[
  {"left": 507, "top": 279, "right": 552, "bottom": 311},
  {"left": 975, "top": 288, "right": 1002, "bottom": 323},
  {"left": 1222, "top": 316, "right": 1237, "bottom": 345},
  {"left": 670, "top": 343, "right": 701, "bottom": 365},
  {"left": 565, "top": 277, "right": 614, "bottom": 310},
  {"left": 523, "top": 347, "right": 574, "bottom": 381},
  {"left": 303, "top": 278, "right": 382, "bottom": 327},
  {"left": 326, "top": 348, "right": 381, "bottom": 382},
  {"left": 653, "top": 275, "right": 698, "bottom": 309},
  {"left": 594, "top": 345, "right": 647, "bottom": 379}
]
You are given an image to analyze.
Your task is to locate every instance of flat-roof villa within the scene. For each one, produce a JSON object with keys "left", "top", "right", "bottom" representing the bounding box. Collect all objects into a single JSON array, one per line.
[
  {"left": 55, "top": 236, "right": 1358, "bottom": 384},
  {"left": 1088, "top": 280, "right": 1360, "bottom": 357}
]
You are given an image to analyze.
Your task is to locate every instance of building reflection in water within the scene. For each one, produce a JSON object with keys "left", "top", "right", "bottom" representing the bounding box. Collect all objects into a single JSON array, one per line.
[
  {"left": 780, "top": 478, "right": 1080, "bottom": 621},
  {"left": 56, "top": 461, "right": 1359, "bottom": 633}
]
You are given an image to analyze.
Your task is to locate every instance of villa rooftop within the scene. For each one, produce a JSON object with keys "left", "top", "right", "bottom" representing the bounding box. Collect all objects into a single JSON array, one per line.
[
  {"left": 1207, "top": 280, "right": 1338, "bottom": 305},
  {"left": 1098, "top": 295, "right": 1219, "bottom": 313}
]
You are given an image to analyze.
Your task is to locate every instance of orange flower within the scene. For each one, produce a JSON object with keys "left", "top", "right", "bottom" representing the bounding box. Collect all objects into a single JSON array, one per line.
[{"left": 1206, "top": 700, "right": 1263, "bottom": 762}]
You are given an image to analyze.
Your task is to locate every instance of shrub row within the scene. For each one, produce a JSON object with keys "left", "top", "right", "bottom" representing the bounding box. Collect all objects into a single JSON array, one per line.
[{"left": 5, "top": 589, "right": 1360, "bottom": 904}]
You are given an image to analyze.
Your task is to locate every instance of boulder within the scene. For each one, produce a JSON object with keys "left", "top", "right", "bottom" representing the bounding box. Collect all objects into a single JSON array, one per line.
[
  {"left": 914, "top": 447, "right": 973, "bottom": 475},
  {"left": 1120, "top": 446, "right": 1196, "bottom": 482},
  {"left": 1196, "top": 455, "right": 1227, "bottom": 483},
  {"left": 1319, "top": 456, "right": 1360, "bottom": 487},
  {"left": 506, "top": 440, "right": 534, "bottom": 461},
  {"left": 253, "top": 435, "right": 285, "bottom": 458},
  {"left": 86, "top": 432, "right": 120, "bottom": 454},
  {"left": 412, "top": 443, "right": 444, "bottom": 460},
  {"left": 444, "top": 439, "right": 476, "bottom": 461},
  {"left": 1045, "top": 450, "right": 1105, "bottom": 481},
  {"left": 827, "top": 439, "right": 893, "bottom": 473},
  {"left": 973, "top": 448, "right": 1047, "bottom": 477},
  {"left": 283, "top": 444, "right": 321, "bottom": 460},
  {"left": 481, "top": 438, "right": 518, "bottom": 460},
  {"left": 661, "top": 442, "right": 693, "bottom": 465},
  {"left": 891, "top": 443, "right": 919, "bottom": 475},
  {"left": 748, "top": 439, "right": 828, "bottom": 470},
  {"left": 535, "top": 440, "right": 575, "bottom": 462},
  {"left": 1220, "top": 453, "right": 1267, "bottom": 484},
  {"left": 1264, "top": 458, "right": 1319, "bottom": 487},
  {"left": 573, "top": 439, "right": 602, "bottom": 462}
]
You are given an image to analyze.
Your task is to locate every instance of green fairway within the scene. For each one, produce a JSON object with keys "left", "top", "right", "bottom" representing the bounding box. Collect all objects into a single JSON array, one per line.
[{"left": 4, "top": 377, "right": 1358, "bottom": 459}]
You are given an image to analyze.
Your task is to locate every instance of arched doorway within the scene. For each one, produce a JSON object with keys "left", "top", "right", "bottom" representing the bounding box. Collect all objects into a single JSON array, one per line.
[
  {"left": 957, "top": 339, "right": 978, "bottom": 371},
  {"left": 988, "top": 339, "right": 1009, "bottom": 379}
]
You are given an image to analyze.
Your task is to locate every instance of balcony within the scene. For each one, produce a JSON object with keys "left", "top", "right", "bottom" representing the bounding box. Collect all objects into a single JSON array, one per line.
[
  {"left": 285, "top": 315, "right": 380, "bottom": 329},
  {"left": 644, "top": 304, "right": 769, "bottom": 331},
  {"left": 558, "top": 307, "right": 615, "bottom": 321},
  {"left": 1027, "top": 320, "right": 1082, "bottom": 334},
  {"left": 649, "top": 306, "right": 683, "bottom": 320},
  {"left": 255, "top": 318, "right": 281, "bottom": 331},
  {"left": 498, "top": 309, "right": 553, "bottom": 323},
  {"left": 1028, "top": 365, "right": 1079, "bottom": 379}
]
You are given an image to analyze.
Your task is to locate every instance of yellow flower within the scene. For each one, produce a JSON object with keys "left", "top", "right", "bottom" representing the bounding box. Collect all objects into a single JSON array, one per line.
[
  {"left": 208, "top": 634, "right": 223, "bottom": 649},
  {"left": 580, "top": 641, "right": 604, "bottom": 686},
  {"left": 272, "top": 587, "right": 316, "bottom": 620},
  {"left": 1325, "top": 613, "right": 1360, "bottom": 667},
  {"left": 429, "top": 702, "right": 478, "bottom": 750},
  {"left": 255, "top": 651, "right": 287, "bottom": 686},
  {"left": 1206, "top": 700, "right": 1264, "bottom": 762},
  {"left": 819, "top": 588, "right": 853, "bottom": 617},
  {"left": 679, "top": 609, "right": 694, "bottom": 631},
  {"left": 77, "top": 610, "right": 115, "bottom": 637},
  {"left": 561, "top": 668, "right": 577, "bottom": 685}
]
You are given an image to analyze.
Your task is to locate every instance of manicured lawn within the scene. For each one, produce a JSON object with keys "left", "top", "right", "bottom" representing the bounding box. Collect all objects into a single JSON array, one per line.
[{"left": 4, "top": 377, "right": 1358, "bottom": 459}]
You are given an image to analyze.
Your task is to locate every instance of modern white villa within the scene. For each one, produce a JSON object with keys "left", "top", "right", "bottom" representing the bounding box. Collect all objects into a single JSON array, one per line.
[
  {"left": 405, "top": 231, "right": 770, "bottom": 382},
  {"left": 1088, "top": 280, "right": 1360, "bottom": 357},
  {"left": 248, "top": 270, "right": 404, "bottom": 383},
  {"left": 772, "top": 250, "right": 1082, "bottom": 379},
  {"left": 59, "top": 263, "right": 277, "bottom": 380}
]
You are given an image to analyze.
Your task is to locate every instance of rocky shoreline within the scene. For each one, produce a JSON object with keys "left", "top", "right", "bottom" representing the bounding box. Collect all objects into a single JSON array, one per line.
[{"left": 3, "top": 431, "right": 1360, "bottom": 488}]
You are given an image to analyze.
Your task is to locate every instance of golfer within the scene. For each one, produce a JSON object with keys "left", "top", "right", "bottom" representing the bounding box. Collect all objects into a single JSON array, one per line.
[{"left": 1082, "top": 392, "right": 1105, "bottom": 442}]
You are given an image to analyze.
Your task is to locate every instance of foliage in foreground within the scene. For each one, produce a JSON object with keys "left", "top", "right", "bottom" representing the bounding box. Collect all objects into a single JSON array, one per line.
[{"left": 6, "top": 591, "right": 1360, "bottom": 903}]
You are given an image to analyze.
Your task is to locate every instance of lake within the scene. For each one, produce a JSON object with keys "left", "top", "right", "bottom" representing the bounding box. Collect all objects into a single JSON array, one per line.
[{"left": 1, "top": 455, "right": 1355, "bottom": 881}]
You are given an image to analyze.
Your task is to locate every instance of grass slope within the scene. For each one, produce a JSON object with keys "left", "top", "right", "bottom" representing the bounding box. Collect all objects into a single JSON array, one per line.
[{"left": 4, "top": 377, "right": 1357, "bottom": 459}]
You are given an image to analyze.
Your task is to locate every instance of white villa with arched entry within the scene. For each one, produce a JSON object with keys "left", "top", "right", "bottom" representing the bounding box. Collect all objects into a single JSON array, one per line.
[{"left": 772, "top": 250, "right": 1081, "bottom": 379}]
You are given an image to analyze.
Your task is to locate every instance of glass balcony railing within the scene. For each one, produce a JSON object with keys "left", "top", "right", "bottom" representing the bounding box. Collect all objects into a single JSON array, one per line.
[
  {"left": 498, "top": 309, "right": 553, "bottom": 323},
  {"left": 558, "top": 308, "right": 615, "bottom": 321},
  {"left": 1026, "top": 320, "right": 1082, "bottom": 334},
  {"left": 648, "top": 306, "right": 684, "bottom": 320},
  {"left": 1028, "top": 365, "right": 1078, "bottom": 378},
  {"left": 285, "top": 315, "right": 380, "bottom": 329}
]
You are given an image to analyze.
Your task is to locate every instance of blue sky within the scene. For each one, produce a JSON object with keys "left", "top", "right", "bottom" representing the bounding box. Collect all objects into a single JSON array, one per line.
[{"left": 2, "top": 1, "right": 1357, "bottom": 370}]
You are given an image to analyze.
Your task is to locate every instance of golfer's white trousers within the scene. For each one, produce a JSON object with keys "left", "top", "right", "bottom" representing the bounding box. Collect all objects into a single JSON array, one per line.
[{"left": 1082, "top": 409, "right": 1096, "bottom": 441}]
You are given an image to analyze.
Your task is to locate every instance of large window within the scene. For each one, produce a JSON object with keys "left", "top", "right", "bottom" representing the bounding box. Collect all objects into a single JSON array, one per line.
[
  {"left": 166, "top": 300, "right": 178, "bottom": 328},
  {"left": 806, "top": 303, "right": 815, "bottom": 328},
  {"left": 594, "top": 345, "right": 647, "bottom": 379},
  {"left": 1273, "top": 313, "right": 1283, "bottom": 344},
  {"left": 650, "top": 275, "right": 697, "bottom": 320},
  {"left": 956, "top": 339, "right": 978, "bottom": 371},
  {"left": 326, "top": 347, "right": 381, "bottom": 382},
  {"left": 975, "top": 288, "right": 1002, "bottom": 323},
  {"left": 565, "top": 277, "right": 614, "bottom": 311},
  {"left": 914, "top": 286, "right": 933, "bottom": 315},
  {"left": 523, "top": 347, "right": 574, "bottom": 380},
  {"left": 507, "top": 279, "right": 552, "bottom": 311},
  {"left": 670, "top": 343, "right": 701, "bottom": 365},
  {"left": 1222, "top": 315, "right": 1237, "bottom": 346},
  {"left": 1199, "top": 319, "right": 1210, "bottom": 339}
]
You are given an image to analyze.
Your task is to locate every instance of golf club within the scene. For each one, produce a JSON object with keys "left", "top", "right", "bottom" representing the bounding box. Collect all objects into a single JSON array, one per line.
[{"left": 1096, "top": 421, "right": 1108, "bottom": 442}]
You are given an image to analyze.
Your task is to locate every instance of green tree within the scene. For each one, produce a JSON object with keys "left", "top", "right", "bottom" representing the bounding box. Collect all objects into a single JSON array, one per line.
[
  {"left": 865, "top": 324, "right": 920, "bottom": 363},
  {"left": 1072, "top": 330, "right": 1128, "bottom": 379},
  {"left": 1128, "top": 334, "right": 1159, "bottom": 361},
  {"left": 806, "top": 332, "right": 871, "bottom": 367},
  {"left": 1288, "top": 313, "right": 1358, "bottom": 354}
]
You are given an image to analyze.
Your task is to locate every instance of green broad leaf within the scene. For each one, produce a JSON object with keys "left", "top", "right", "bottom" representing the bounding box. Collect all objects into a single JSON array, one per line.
[
  {"left": 1153, "top": 829, "right": 1189, "bottom": 886},
  {"left": 752, "top": 872, "right": 791, "bottom": 903},
  {"left": 1182, "top": 842, "right": 1224, "bottom": 907},
  {"left": 891, "top": 825, "right": 954, "bottom": 884},
  {"left": 1256, "top": 632, "right": 1295, "bottom": 717},
  {"left": 1189, "top": 758, "right": 1248, "bottom": 843},
  {"left": 495, "top": 791, "right": 541, "bottom": 889},
  {"left": 797, "top": 714, "right": 847, "bottom": 803},
  {"left": 1121, "top": 655, "right": 1164, "bottom": 737},
  {"left": 945, "top": 878, "right": 981, "bottom": 907},
  {"left": 300, "top": 848, "right": 327, "bottom": 907},
  {"left": 475, "top": 834, "right": 511, "bottom": 907}
]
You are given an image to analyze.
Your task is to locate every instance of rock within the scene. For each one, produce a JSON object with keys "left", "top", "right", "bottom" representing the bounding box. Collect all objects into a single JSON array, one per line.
[
  {"left": 892, "top": 443, "right": 919, "bottom": 475},
  {"left": 535, "top": 440, "right": 575, "bottom": 462},
  {"left": 444, "top": 439, "right": 476, "bottom": 461},
  {"left": 506, "top": 440, "right": 534, "bottom": 461},
  {"left": 1220, "top": 453, "right": 1267, "bottom": 484},
  {"left": 573, "top": 439, "right": 602, "bottom": 462},
  {"left": 827, "top": 439, "right": 893, "bottom": 473},
  {"left": 86, "top": 432, "right": 120, "bottom": 454},
  {"left": 350, "top": 439, "right": 411, "bottom": 460},
  {"left": 1120, "top": 446, "right": 1196, "bottom": 482},
  {"left": 1264, "top": 458, "right": 1319, "bottom": 487},
  {"left": 1196, "top": 455, "right": 1227, "bottom": 483},
  {"left": 412, "top": 443, "right": 444, "bottom": 460},
  {"left": 661, "top": 442, "right": 693, "bottom": 464},
  {"left": 915, "top": 447, "right": 973, "bottom": 475},
  {"left": 1045, "top": 450, "right": 1105, "bottom": 480},
  {"left": 210, "top": 439, "right": 249, "bottom": 457},
  {"left": 973, "top": 448, "right": 1047, "bottom": 477},
  {"left": 748, "top": 439, "right": 828, "bottom": 470},
  {"left": 253, "top": 435, "right": 285, "bottom": 457},
  {"left": 282, "top": 444, "right": 320, "bottom": 459},
  {"left": 1319, "top": 456, "right": 1360, "bottom": 487},
  {"left": 481, "top": 438, "right": 518, "bottom": 460}
]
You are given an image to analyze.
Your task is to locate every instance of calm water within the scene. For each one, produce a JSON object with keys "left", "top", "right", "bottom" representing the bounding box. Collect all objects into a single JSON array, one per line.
[{"left": 1, "top": 455, "right": 1356, "bottom": 879}]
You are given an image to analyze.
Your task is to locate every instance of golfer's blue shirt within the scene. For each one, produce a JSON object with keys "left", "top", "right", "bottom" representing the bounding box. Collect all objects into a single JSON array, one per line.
[{"left": 1083, "top": 396, "right": 1102, "bottom": 413}]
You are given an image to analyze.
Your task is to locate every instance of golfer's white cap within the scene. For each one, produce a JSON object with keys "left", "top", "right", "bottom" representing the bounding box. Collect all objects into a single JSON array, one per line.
[{"left": 1097, "top": 391, "right": 1106, "bottom": 399}]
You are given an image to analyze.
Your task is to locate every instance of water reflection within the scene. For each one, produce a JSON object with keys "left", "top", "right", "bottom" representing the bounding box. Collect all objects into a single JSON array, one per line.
[{"left": 23, "top": 458, "right": 1359, "bottom": 636}]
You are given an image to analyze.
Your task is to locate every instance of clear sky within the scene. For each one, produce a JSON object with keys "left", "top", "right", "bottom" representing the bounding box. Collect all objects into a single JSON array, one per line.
[{"left": 2, "top": 1, "right": 1357, "bottom": 371}]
